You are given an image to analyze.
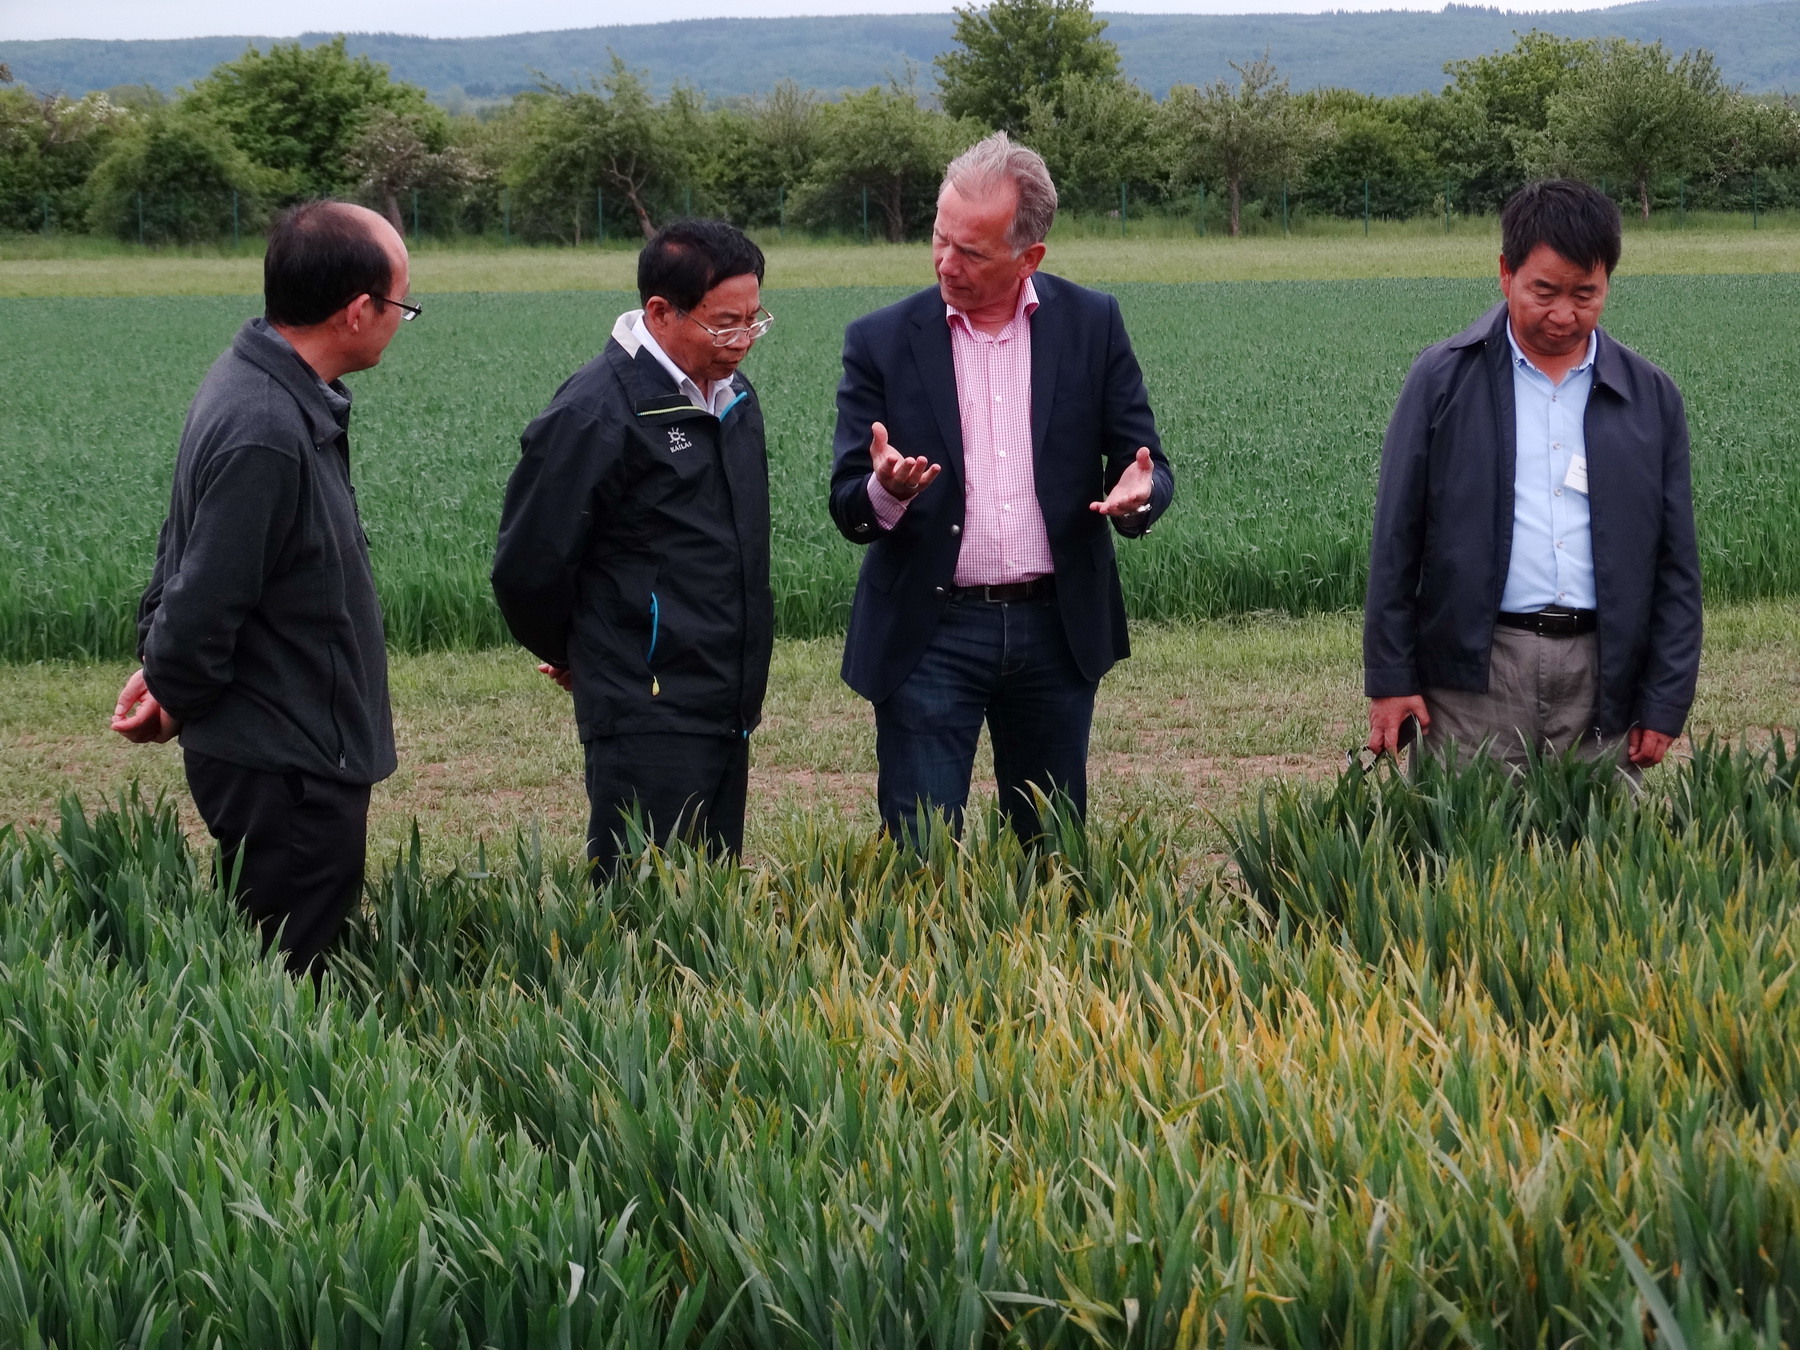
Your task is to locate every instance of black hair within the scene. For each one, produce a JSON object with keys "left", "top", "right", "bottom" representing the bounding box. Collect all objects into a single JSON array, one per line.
[
  {"left": 264, "top": 200, "right": 394, "bottom": 327},
  {"left": 637, "top": 218, "right": 765, "bottom": 312},
  {"left": 1500, "top": 180, "right": 1623, "bottom": 277}
]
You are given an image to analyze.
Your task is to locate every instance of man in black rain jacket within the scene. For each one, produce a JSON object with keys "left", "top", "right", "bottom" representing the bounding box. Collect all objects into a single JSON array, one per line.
[{"left": 493, "top": 220, "right": 774, "bottom": 875}]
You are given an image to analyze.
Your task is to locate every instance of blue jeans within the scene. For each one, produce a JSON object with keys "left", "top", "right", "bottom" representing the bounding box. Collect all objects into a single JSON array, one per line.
[{"left": 874, "top": 594, "right": 1099, "bottom": 843}]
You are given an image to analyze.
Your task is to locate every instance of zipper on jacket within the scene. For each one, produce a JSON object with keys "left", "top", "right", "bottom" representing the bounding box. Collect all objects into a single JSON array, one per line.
[{"left": 646, "top": 592, "right": 660, "bottom": 696}]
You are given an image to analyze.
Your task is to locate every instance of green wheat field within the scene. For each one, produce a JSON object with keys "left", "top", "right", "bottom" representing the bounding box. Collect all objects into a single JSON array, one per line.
[
  {"left": 3, "top": 275, "right": 1798, "bottom": 661},
  {"left": 5, "top": 261, "right": 1800, "bottom": 1345},
  {"left": 4, "top": 749, "right": 1799, "bottom": 1344}
]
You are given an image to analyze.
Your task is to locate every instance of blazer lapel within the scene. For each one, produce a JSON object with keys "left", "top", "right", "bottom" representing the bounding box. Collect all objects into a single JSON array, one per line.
[
  {"left": 909, "top": 312, "right": 965, "bottom": 486},
  {"left": 1028, "top": 277, "right": 1060, "bottom": 463}
]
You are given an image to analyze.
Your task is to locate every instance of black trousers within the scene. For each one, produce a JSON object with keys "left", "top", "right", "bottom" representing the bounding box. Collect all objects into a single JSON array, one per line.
[
  {"left": 183, "top": 749, "right": 372, "bottom": 976},
  {"left": 584, "top": 733, "right": 750, "bottom": 877}
]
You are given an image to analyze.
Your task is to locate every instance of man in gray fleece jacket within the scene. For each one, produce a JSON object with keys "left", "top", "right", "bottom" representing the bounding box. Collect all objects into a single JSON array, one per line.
[{"left": 111, "top": 200, "right": 411, "bottom": 976}]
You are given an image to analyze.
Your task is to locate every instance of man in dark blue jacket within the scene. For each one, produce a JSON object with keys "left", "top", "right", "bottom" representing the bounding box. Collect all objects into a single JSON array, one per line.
[
  {"left": 829, "top": 133, "right": 1175, "bottom": 843},
  {"left": 112, "top": 201, "right": 410, "bottom": 975},
  {"left": 1364, "top": 180, "right": 1701, "bottom": 771}
]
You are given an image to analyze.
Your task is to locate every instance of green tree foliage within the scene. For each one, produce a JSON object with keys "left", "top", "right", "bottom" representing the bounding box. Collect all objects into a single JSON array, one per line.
[
  {"left": 1437, "top": 31, "right": 1593, "bottom": 211},
  {"left": 797, "top": 81, "right": 981, "bottom": 241},
  {"left": 937, "top": 0, "right": 1121, "bottom": 135},
  {"left": 186, "top": 36, "right": 433, "bottom": 199},
  {"left": 0, "top": 88, "right": 125, "bottom": 232},
  {"left": 704, "top": 82, "right": 823, "bottom": 226},
  {"left": 1021, "top": 73, "right": 1160, "bottom": 213},
  {"left": 1163, "top": 54, "right": 1333, "bottom": 237},
  {"left": 1302, "top": 89, "right": 1441, "bottom": 221},
  {"left": 85, "top": 102, "right": 268, "bottom": 243},
  {"left": 343, "top": 108, "right": 484, "bottom": 235},
  {"left": 509, "top": 60, "right": 675, "bottom": 241},
  {"left": 1532, "top": 40, "right": 1731, "bottom": 221}
]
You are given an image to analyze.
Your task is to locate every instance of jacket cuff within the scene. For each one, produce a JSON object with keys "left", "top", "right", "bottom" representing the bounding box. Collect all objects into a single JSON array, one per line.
[
  {"left": 1633, "top": 701, "right": 1690, "bottom": 739},
  {"left": 1363, "top": 666, "right": 1419, "bottom": 699}
]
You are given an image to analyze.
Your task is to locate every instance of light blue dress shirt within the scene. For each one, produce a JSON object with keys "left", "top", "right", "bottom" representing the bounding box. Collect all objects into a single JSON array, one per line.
[{"left": 1499, "top": 324, "right": 1598, "bottom": 613}]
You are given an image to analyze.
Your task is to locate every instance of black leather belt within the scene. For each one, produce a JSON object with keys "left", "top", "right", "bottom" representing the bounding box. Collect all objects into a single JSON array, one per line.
[
  {"left": 1497, "top": 608, "right": 1597, "bottom": 637},
  {"left": 953, "top": 577, "right": 1055, "bottom": 603}
]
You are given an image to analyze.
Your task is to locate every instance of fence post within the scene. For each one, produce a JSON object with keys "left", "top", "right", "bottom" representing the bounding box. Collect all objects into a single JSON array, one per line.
[
  {"left": 861, "top": 186, "right": 869, "bottom": 243},
  {"left": 233, "top": 190, "right": 240, "bottom": 248},
  {"left": 778, "top": 184, "right": 785, "bottom": 238},
  {"left": 411, "top": 189, "right": 419, "bottom": 239},
  {"left": 503, "top": 187, "right": 511, "bottom": 245},
  {"left": 1197, "top": 183, "right": 1205, "bottom": 237},
  {"left": 597, "top": 188, "right": 605, "bottom": 244},
  {"left": 1679, "top": 177, "right": 1686, "bottom": 228},
  {"left": 137, "top": 191, "right": 145, "bottom": 246},
  {"left": 1753, "top": 172, "right": 1760, "bottom": 229},
  {"left": 1281, "top": 181, "right": 1289, "bottom": 235},
  {"left": 1443, "top": 179, "right": 1451, "bottom": 233},
  {"left": 1119, "top": 182, "right": 1128, "bottom": 237},
  {"left": 1363, "top": 178, "right": 1370, "bottom": 236}
]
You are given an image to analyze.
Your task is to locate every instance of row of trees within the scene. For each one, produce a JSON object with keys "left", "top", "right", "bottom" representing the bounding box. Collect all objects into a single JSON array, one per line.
[{"left": 4, "top": 2, "right": 1799, "bottom": 246}]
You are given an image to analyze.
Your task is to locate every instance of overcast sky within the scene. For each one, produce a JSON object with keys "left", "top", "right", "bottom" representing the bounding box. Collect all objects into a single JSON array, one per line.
[{"left": 3, "top": 0, "right": 1628, "bottom": 42}]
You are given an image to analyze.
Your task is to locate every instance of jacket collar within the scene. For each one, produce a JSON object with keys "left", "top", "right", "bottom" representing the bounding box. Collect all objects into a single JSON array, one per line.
[
  {"left": 230, "top": 318, "right": 351, "bottom": 446},
  {"left": 604, "top": 329, "right": 745, "bottom": 418},
  {"left": 1449, "top": 299, "right": 1632, "bottom": 400}
]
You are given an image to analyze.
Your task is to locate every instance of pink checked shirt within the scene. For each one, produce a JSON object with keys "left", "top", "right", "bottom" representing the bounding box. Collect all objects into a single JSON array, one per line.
[{"left": 867, "top": 277, "right": 1054, "bottom": 586}]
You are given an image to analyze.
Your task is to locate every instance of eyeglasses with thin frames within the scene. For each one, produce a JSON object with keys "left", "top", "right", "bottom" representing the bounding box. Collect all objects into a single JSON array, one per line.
[
  {"left": 377, "top": 295, "right": 423, "bottom": 321},
  {"left": 680, "top": 307, "right": 774, "bottom": 347}
]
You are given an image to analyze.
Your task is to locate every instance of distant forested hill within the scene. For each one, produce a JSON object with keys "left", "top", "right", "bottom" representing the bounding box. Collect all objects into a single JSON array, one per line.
[{"left": 6, "top": 2, "right": 1800, "bottom": 102}]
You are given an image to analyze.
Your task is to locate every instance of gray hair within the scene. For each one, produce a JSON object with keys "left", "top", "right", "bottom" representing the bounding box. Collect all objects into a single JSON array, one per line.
[{"left": 940, "top": 132, "right": 1058, "bottom": 252}]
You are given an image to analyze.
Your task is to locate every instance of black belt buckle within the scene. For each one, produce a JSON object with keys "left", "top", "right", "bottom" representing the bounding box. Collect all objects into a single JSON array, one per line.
[{"left": 1499, "top": 608, "right": 1594, "bottom": 638}]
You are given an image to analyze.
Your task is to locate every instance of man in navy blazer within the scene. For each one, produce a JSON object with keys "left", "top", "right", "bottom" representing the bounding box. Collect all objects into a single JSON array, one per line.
[
  {"left": 828, "top": 132, "right": 1175, "bottom": 842},
  {"left": 1364, "top": 180, "right": 1701, "bottom": 771}
]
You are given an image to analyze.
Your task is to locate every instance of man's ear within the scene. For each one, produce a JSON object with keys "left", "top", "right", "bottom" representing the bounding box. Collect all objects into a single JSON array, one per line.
[{"left": 341, "top": 293, "right": 374, "bottom": 334}]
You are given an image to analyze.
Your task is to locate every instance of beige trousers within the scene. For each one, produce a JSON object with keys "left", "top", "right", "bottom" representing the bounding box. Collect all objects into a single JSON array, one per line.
[{"left": 1420, "top": 626, "right": 1633, "bottom": 775}]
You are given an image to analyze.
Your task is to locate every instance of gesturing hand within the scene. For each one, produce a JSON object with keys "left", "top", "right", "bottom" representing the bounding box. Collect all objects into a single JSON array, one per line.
[
  {"left": 871, "top": 421, "right": 940, "bottom": 501},
  {"left": 1090, "top": 447, "right": 1156, "bottom": 517},
  {"left": 538, "top": 663, "right": 575, "bottom": 693},
  {"left": 111, "top": 668, "right": 181, "bottom": 744}
]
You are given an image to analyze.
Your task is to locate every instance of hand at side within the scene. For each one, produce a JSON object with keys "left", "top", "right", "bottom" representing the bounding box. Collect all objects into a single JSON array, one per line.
[
  {"left": 1367, "top": 695, "right": 1429, "bottom": 754},
  {"left": 111, "top": 668, "right": 181, "bottom": 743}
]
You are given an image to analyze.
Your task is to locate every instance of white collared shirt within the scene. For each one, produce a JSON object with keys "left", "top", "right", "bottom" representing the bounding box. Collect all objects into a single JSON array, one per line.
[
  {"left": 1500, "top": 323, "right": 1598, "bottom": 613},
  {"left": 610, "top": 309, "right": 737, "bottom": 416}
]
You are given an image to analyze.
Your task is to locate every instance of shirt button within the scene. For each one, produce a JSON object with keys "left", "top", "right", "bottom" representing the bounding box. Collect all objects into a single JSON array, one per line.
[
  {"left": 1555, "top": 488, "right": 1563, "bottom": 497},
  {"left": 1553, "top": 442, "right": 1562, "bottom": 450},
  {"left": 1556, "top": 541, "right": 1564, "bottom": 549},
  {"left": 1002, "top": 503, "right": 1012, "bottom": 512},
  {"left": 993, "top": 394, "right": 1002, "bottom": 403},
  {"left": 997, "top": 450, "right": 1006, "bottom": 458}
]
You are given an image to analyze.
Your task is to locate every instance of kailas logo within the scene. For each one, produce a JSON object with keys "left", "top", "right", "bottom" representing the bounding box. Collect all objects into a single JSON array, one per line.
[{"left": 667, "top": 428, "right": 692, "bottom": 453}]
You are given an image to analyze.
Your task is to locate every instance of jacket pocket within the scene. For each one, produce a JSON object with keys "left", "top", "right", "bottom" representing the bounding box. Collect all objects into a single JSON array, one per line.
[
  {"left": 645, "top": 591, "right": 662, "bottom": 696},
  {"left": 861, "top": 548, "right": 899, "bottom": 595}
]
